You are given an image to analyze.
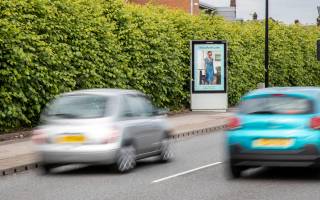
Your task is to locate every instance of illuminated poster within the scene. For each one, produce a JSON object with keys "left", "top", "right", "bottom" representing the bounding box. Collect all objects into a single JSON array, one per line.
[{"left": 191, "top": 41, "right": 227, "bottom": 93}]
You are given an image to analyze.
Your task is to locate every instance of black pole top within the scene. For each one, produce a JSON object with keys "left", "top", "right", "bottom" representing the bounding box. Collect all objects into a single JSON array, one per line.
[{"left": 265, "top": 0, "right": 269, "bottom": 88}]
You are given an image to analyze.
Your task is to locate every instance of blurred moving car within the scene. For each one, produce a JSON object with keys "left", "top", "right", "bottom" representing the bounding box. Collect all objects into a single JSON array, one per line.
[
  {"left": 226, "top": 87, "right": 320, "bottom": 178},
  {"left": 32, "top": 89, "right": 173, "bottom": 174}
]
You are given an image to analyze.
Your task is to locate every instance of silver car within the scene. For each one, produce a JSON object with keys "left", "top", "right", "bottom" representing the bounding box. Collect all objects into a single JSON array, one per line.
[{"left": 32, "top": 89, "right": 173, "bottom": 173}]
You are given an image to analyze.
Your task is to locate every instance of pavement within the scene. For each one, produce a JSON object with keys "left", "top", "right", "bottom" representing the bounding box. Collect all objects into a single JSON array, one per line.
[
  {"left": 0, "top": 111, "right": 233, "bottom": 175},
  {"left": 2, "top": 132, "right": 320, "bottom": 200}
]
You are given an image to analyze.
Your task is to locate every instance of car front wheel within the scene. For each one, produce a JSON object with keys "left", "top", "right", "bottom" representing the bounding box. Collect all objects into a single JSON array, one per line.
[{"left": 158, "top": 139, "right": 173, "bottom": 162}]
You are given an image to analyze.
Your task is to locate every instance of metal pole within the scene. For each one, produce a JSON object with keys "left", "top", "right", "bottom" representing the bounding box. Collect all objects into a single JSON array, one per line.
[
  {"left": 317, "top": 6, "right": 320, "bottom": 26},
  {"left": 265, "top": 0, "right": 269, "bottom": 88},
  {"left": 190, "top": 0, "right": 194, "bottom": 15}
]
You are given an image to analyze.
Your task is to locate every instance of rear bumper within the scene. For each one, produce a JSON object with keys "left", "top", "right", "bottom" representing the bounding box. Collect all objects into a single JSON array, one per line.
[
  {"left": 229, "top": 144, "right": 320, "bottom": 167},
  {"left": 36, "top": 144, "right": 120, "bottom": 164}
]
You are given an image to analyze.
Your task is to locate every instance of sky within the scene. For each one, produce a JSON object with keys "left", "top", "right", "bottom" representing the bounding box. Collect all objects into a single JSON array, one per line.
[{"left": 201, "top": 0, "right": 320, "bottom": 24}]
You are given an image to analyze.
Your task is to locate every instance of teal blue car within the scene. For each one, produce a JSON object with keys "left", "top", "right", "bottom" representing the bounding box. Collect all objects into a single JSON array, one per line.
[{"left": 226, "top": 87, "right": 320, "bottom": 178}]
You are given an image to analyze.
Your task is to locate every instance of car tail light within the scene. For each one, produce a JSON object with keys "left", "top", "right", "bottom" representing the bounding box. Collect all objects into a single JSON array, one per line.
[
  {"left": 31, "top": 130, "right": 48, "bottom": 144},
  {"left": 227, "top": 117, "right": 241, "bottom": 130},
  {"left": 310, "top": 117, "right": 320, "bottom": 129},
  {"left": 102, "top": 127, "right": 120, "bottom": 144}
]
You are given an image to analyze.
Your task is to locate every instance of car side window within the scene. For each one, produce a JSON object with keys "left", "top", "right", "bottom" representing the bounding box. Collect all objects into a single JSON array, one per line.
[
  {"left": 121, "top": 95, "right": 144, "bottom": 118},
  {"left": 121, "top": 95, "right": 155, "bottom": 118},
  {"left": 120, "top": 96, "right": 135, "bottom": 118},
  {"left": 137, "top": 96, "right": 155, "bottom": 117}
]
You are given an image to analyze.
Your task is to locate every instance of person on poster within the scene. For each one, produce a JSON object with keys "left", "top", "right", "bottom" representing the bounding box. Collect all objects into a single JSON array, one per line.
[{"left": 204, "top": 51, "right": 215, "bottom": 85}]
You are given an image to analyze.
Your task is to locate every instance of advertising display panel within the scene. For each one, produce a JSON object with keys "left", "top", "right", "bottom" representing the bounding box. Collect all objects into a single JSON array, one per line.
[
  {"left": 191, "top": 40, "right": 228, "bottom": 111},
  {"left": 191, "top": 40, "right": 227, "bottom": 93}
]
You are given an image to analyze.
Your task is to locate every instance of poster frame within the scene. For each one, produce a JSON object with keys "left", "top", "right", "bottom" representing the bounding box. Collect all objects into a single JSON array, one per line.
[{"left": 191, "top": 40, "right": 227, "bottom": 93}]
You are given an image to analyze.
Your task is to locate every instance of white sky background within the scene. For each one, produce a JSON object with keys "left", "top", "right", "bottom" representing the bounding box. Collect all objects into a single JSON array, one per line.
[{"left": 201, "top": 0, "right": 320, "bottom": 24}]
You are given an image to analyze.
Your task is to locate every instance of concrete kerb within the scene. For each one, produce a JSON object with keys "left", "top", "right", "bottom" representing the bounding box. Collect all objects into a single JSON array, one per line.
[
  {"left": 169, "top": 124, "right": 227, "bottom": 140},
  {"left": 1, "top": 163, "right": 38, "bottom": 176},
  {"left": 0, "top": 124, "right": 226, "bottom": 176}
]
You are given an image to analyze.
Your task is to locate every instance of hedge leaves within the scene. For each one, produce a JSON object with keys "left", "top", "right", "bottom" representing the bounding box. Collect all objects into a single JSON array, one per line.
[{"left": 0, "top": 0, "right": 319, "bottom": 132}]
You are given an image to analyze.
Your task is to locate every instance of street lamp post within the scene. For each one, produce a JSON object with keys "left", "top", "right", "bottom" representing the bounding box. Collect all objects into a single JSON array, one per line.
[
  {"left": 317, "top": 6, "right": 320, "bottom": 26},
  {"left": 190, "top": 0, "right": 194, "bottom": 15},
  {"left": 265, "top": 0, "right": 269, "bottom": 88}
]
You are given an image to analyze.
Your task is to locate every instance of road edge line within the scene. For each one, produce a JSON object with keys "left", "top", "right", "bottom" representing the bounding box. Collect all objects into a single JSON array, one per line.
[{"left": 152, "top": 162, "right": 223, "bottom": 183}]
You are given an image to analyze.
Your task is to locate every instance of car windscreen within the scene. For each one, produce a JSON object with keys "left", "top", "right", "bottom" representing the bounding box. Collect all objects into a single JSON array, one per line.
[
  {"left": 239, "top": 96, "right": 314, "bottom": 115},
  {"left": 44, "top": 95, "right": 110, "bottom": 119}
]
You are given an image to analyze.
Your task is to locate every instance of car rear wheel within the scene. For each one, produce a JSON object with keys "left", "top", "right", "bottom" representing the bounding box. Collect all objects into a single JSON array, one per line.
[
  {"left": 226, "top": 160, "right": 246, "bottom": 179},
  {"left": 228, "top": 161, "right": 249, "bottom": 179},
  {"left": 116, "top": 146, "right": 136, "bottom": 173},
  {"left": 39, "top": 163, "right": 56, "bottom": 175},
  {"left": 229, "top": 165, "right": 243, "bottom": 178}
]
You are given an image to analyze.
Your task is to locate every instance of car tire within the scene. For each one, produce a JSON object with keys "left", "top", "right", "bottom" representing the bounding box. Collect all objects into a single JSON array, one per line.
[
  {"left": 116, "top": 146, "right": 136, "bottom": 173},
  {"left": 228, "top": 163, "right": 244, "bottom": 179},
  {"left": 158, "top": 138, "right": 173, "bottom": 163},
  {"left": 39, "top": 163, "right": 55, "bottom": 175}
]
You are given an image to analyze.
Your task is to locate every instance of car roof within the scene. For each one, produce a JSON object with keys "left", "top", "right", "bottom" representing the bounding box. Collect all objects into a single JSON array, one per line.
[
  {"left": 244, "top": 87, "right": 320, "bottom": 100},
  {"left": 60, "top": 88, "right": 143, "bottom": 97}
]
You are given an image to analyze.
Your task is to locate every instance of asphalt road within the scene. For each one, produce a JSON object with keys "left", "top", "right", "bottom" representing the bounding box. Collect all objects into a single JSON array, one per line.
[{"left": 2, "top": 132, "right": 320, "bottom": 200}]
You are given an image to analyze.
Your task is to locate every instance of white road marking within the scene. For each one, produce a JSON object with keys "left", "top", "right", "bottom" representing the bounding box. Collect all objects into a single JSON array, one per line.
[{"left": 152, "top": 162, "right": 223, "bottom": 183}]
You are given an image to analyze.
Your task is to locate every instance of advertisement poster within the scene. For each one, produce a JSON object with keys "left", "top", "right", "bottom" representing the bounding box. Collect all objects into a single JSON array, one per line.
[{"left": 191, "top": 41, "right": 227, "bottom": 93}]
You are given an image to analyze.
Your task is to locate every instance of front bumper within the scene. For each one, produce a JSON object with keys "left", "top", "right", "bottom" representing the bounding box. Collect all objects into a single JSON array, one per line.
[
  {"left": 229, "top": 144, "right": 320, "bottom": 167},
  {"left": 36, "top": 143, "right": 120, "bottom": 164}
]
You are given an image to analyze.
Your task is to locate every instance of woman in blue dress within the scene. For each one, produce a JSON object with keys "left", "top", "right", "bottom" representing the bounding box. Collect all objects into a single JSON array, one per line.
[{"left": 204, "top": 51, "right": 215, "bottom": 85}]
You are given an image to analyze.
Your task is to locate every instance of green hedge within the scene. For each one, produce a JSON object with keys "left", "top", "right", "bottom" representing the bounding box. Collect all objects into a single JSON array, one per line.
[
  {"left": 0, "top": 0, "right": 124, "bottom": 131},
  {"left": 0, "top": 0, "right": 319, "bottom": 132}
]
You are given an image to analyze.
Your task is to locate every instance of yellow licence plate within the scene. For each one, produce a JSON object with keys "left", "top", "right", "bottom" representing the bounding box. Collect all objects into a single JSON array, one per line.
[
  {"left": 253, "top": 138, "right": 293, "bottom": 147},
  {"left": 57, "top": 135, "right": 86, "bottom": 144}
]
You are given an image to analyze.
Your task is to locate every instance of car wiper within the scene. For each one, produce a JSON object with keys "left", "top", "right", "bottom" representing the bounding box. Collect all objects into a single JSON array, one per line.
[
  {"left": 48, "top": 113, "right": 79, "bottom": 118},
  {"left": 247, "top": 111, "right": 278, "bottom": 114}
]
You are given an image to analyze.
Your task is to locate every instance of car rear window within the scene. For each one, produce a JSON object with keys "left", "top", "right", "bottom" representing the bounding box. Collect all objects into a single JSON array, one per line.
[
  {"left": 239, "top": 96, "right": 313, "bottom": 115},
  {"left": 44, "top": 95, "right": 110, "bottom": 119}
]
